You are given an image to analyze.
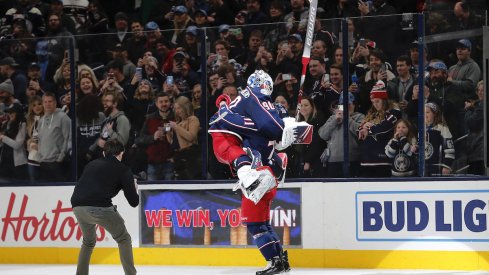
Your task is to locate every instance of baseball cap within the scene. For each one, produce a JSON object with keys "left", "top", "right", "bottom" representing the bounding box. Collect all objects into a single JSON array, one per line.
[
  {"left": 113, "top": 43, "right": 126, "bottom": 51},
  {"left": 28, "top": 62, "right": 41, "bottom": 70},
  {"left": 186, "top": 26, "right": 198, "bottom": 36},
  {"left": 174, "top": 5, "right": 188, "bottom": 14},
  {"left": 456, "top": 39, "right": 471, "bottom": 50},
  {"left": 0, "top": 57, "right": 19, "bottom": 67},
  {"left": 409, "top": 39, "right": 428, "bottom": 53},
  {"left": 114, "top": 12, "right": 128, "bottom": 21},
  {"left": 288, "top": 33, "right": 303, "bottom": 43},
  {"left": 427, "top": 61, "right": 447, "bottom": 72},
  {"left": 145, "top": 21, "right": 159, "bottom": 31},
  {"left": 173, "top": 51, "right": 186, "bottom": 59},
  {"left": 218, "top": 24, "right": 230, "bottom": 33},
  {"left": 5, "top": 103, "right": 23, "bottom": 114},
  {"left": 194, "top": 9, "right": 207, "bottom": 17}
]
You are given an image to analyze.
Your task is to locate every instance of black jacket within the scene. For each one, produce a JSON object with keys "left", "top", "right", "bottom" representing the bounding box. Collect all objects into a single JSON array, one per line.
[{"left": 71, "top": 155, "right": 139, "bottom": 208}]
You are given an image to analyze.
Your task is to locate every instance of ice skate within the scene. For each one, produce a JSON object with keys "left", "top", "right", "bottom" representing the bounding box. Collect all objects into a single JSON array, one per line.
[
  {"left": 281, "top": 250, "right": 291, "bottom": 272},
  {"left": 255, "top": 256, "right": 284, "bottom": 275}
]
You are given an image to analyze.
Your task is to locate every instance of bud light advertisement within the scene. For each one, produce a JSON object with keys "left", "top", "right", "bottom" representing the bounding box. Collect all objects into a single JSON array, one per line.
[
  {"left": 140, "top": 188, "right": 302, "bottom": 246},
  {"left": 356, "top": 190, "right": 489, "bottom": 242}
]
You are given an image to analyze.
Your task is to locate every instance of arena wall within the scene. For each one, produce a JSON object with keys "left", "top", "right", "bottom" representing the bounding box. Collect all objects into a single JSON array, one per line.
[{"left": 1, "top": 180, "right": 489, "bottom": 270}]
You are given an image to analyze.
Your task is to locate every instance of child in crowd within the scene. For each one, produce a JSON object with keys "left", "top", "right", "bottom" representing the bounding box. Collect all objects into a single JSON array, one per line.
[
  {"left": 385, "top": 119, "right": 418, "bottom": 177},
  {"left": 424, "top": 102, "right": 455, "bottom": 176}
]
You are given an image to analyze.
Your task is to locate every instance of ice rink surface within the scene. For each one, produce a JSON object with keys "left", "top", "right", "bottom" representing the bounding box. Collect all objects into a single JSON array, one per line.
[{"left": 0, "top": 265, "right": 488, "bottom": 275}]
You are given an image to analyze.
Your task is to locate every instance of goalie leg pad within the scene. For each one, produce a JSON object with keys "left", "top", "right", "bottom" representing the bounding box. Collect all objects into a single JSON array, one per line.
[
  {"left": 265, "top": 223, "right": 283, "bottom": 255},
  {"left": 245, "top": 166, "right": 277, "bottom": 204},
  {"left": 236, "top": 165, "right": 260, "bottom": 190},
  {"left": 247, "top": 222, "right": 280, "bottom": 260}
]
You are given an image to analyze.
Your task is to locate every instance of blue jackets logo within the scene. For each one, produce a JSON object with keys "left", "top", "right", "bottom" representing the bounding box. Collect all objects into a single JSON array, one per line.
[{"left": 356, "top": 190, "right": 489, "bottom": 242}]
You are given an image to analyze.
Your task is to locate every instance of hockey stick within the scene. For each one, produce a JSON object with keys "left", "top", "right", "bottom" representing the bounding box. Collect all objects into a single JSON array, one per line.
[{"left": 295, "top": 0, "right": 318, "bottom": 121}]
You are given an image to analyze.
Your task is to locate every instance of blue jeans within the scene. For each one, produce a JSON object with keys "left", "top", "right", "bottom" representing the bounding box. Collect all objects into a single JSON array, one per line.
[
  {"left": 27, "top": 163, "right": 40, "bottom": 182},
  {"left": 147, "top": 162, "right": 174, "bottom": 181}
]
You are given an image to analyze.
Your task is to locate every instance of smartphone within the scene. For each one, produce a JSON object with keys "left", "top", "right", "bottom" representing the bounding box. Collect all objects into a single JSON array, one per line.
[
  {"left": 380, "top": 63, "right": 386, "bottom": 72},
  {"left": 64, "top": 50, "right": 70, "bottom": 63},
  {"left": 107, "top": 72, "right": 115, "bottom": 79},
  {"left": 359, "top": 38, "right": 366, "bottom": 47},
  {"left": 351, "top": 74, "right": 358, "bottom": 84},
  {"left": 135, "top": 67, "right": 142, "bottom": 79},
  {"left": 322, "top": 74, "right": 330, "bottom": 83},
  {"left": 166, "top": 75, "right": 174, "bottom": 85},
  {"left": 229, "top": 28, "right": 242, "bottom": 36},
  {"left": 282, "top": 74, "right": 292, "bottom": 80},
  {"left": 281, "top": 43, "right": 289, "bottom": 51},
  {"left": 338, "top": 104, "right": 344, "bottom": 111}
]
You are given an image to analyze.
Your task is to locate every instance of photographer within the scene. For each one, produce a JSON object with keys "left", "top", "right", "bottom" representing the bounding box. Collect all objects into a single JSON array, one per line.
[
  {"left": 100, "top": 60, "right": 132, "bottom": 104},
  {"left": 131, "top": 56, "right": 164, "bottom": 93},
  {"left": 234, "top": 0, "right": 270, "bottom": 37},
  {"left": 25, "top": 62, "right": 54, "bottom": 100},
  {"left": 163, "top": 51, "right": 199, "bottom": 99},
  {"left": 208, "top": 40, "right": 243, "bottom": 76},
  {"left": 71, "top": 139, "right": 139, "bottom": 275},
  {"left": 135, "top": 93, "right": 175, "bottom": 180},
  {"left": 163, "top": 5, "right": 193, "bottom": 48}
]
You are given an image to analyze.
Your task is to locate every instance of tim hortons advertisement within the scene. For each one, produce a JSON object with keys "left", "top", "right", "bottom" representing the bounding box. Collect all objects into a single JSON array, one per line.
[
  {"left": 140, "top": 188, "right": 302, "bottom": 246},
  {"left": 0, "top": 187, "right": 134, "bottom": 247}
]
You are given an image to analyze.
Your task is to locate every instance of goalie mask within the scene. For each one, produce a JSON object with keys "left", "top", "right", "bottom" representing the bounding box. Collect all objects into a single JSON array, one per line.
[{"left": 247, "top": 70, "right": 273, "bottom": 96}]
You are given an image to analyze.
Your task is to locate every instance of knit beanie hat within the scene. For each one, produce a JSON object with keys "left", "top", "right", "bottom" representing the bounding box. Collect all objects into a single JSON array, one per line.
[
  {"left": 0, "top": 79, "right": 14, "bottom": 95},
  {"left": 370, "top": 80, "right": 388, "bottom": 100}
]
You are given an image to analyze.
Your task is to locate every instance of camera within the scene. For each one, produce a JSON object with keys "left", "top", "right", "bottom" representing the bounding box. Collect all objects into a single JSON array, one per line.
[
  {"left": 107, "top": 72, "right": 115, "bottom": 79},
  {"left": 401, "top": 13, "right": 414, "bottom": 31}
]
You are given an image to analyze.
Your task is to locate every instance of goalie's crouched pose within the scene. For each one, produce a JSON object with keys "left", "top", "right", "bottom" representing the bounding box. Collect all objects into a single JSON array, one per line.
[{"left": 208, "top": 70, "right": 291, "bottom": 274}]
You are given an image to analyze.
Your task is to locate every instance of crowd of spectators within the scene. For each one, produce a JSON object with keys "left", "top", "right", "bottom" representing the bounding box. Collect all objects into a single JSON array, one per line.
[{"left": 0, "top": 0, "right": 486, "bottom": 183}]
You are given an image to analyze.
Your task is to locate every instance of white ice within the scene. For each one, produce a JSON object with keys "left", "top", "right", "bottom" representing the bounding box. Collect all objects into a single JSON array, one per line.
[{"left": 0, "top": 265, "right": 487, "bottom": 275}]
